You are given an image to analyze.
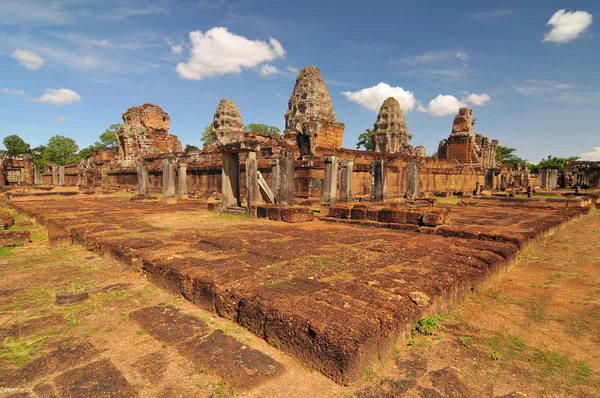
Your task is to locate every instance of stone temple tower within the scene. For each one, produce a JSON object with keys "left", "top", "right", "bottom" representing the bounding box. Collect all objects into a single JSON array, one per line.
[
  {"left": 372, "top": 97, "right": 410, "bottom": 153},
  {"left": 283, "top": 66, "right": 345, "bottom": 158}
]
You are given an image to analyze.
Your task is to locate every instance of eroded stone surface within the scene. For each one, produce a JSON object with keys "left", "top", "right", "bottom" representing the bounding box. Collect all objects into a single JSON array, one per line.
[
  {"left": 129, "top": 305, "right": 208, "bottom": 345},
  {"left": 53, "top": 359, "right": 138, "bottom": 398},
  {"left": 372, "top": 97, "right": 412, "bottom": 154},
  {"left": 177, "top": 331, "right": 285, "bottom": 391}
]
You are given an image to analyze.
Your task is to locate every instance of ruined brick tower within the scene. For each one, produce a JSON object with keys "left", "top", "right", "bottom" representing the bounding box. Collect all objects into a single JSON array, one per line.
[
  {"left": 116, "top": 103, "right": 181, "bottom": 166},
  {"left": 372, "top": 97, "right": 410, "bottom": 153},
  {"left": 283, "top": 66, "right": 344, "bottom": 157},
  {"left": 206, "top": 98, "right": 246, "bottom": 149},
  {"left": 437, "top": 108, "right": 497, "bottom": 167}
]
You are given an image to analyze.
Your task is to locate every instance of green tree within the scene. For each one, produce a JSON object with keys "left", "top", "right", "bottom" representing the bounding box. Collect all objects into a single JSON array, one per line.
[
  {"left": 529, "top": 155, "right": 580, "bottom": 174},
  {"left": 245, "top": 123, "right": 280, "bottom": 136},
  {"left": 201, "top": 124, "right": 213, "bottom": 143},
  {"left": 184, "top": 144, "right": 199, "bottom": 152},
  {"left": 31, "top": 145, "right": 47, "bottom": 168},
  {"left": 97, "top": 123, "right": 121, "bottom": 151},
  {"left": 2, "top": 135, "right": 30, "bottom": 156},
  {"left": 356, "top": 128, "right": 374, "bottom": 151},
  {"left": 496, "top": 145, "right": 527, "bottom": 168},
  {"left": 45, "top": 135, "right": 79, "bottom": 165}
]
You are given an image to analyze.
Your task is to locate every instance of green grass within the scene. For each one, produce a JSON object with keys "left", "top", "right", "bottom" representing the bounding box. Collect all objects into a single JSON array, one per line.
[
  {"left": 0, "top": 337, "right": 39, "bottom": 366},
  {"left": 458, "top": 335, "right": 473, "bottom": 349}
]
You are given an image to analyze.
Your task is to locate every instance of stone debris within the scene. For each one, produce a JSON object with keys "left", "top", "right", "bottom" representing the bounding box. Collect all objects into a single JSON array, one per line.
[{"left": 55, "top": 292, "right": 89, "bottom": 306}]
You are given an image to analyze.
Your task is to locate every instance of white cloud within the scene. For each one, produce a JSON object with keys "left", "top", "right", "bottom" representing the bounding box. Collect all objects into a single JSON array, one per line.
[
  {"left": 55, "top": 116, "right": 69, "bottom": 122},
  {"left": 462, "top": 92, "right": 491, "bottom": 106},
  {"left": 455, "top": 52, "right": 468, "bottom": 62},
  {"left": 418, "top": 95, "right": 466, "bottom": 117},
  {"left": 543, "top": 9, "right": 593, "bottom": 44},
  {"left": 32, "top": 88, "right": 81, "bottom": 106},
  {"left": 99, "top": 6, "right": 168, "bottom": 22},
  {"left": 176, "top": 27, "right": 286, "bottom": 80},
  {"left": 580, "top": 147, "right": 600, "bottom": 161},
  {"left": 471, "top": 9, "right": 514, "bottom": 19},
  {"left": 342, "top": 82, "right": 418, "bottom": 112},
  {"left": 1, "top": 88, "right": 26, "bottom": 96},
  {"left": 10, "top": 49, "right": 44, "bottom": 70},
  {"left": 259, "top": 64, "right": 278, "bottom": 78},
  {"left": 286, "top": 65, "right": 299, "bottom": 74},
  {"left": 400, "top": 50, "right": 455, "bottom": 64},
  {"left": 171, "top": 44, "right": 184, "bottom": 55}
]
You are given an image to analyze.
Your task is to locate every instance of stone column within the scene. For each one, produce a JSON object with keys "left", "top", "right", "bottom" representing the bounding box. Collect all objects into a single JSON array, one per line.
[
  {"left": 405, "top": 160, "right": 419, "bottom": 198},
  {"left": 372, "top": 159, "right": 387, "bottom": 202},
  {"left": 51, "top": 166, "right": 58, "bottom": 186},
  {"left": 245, "top": 151, "right": 260, "bottom": 211},
  {"left": 270, "top": 158, "right": 280, "bottom": 201},
  {"left": 177, "top": 163, "right": 188, "bottom": 198},
  {"left": 58, "top": 166, "right": 65, "bottom": 186},
  {"left": 33, "top": 166, "right": 41, "bottom": 185},
  {"left": 340, "top": 160, "right": 353, "bottom": 203},
  {"left": 277, "top": 150, "right": 295, "bottom": 205},
  {"left": 137, "top": 161, "right": 149, "bottom": 196},
  {"left": 322, "top": 155, "right": 338, "bottom": 205},
  {"left": 162, "top": 158, "right": 176, "bottom": 198}
]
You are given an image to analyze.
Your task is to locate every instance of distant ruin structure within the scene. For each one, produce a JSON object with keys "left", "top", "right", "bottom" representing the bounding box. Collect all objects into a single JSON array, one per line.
[
  {"left": 116, "top": 103, "right": 181, "bottom": 166},
  {"left": 372, "top": 97, "right": 414, "bottom": 155}
]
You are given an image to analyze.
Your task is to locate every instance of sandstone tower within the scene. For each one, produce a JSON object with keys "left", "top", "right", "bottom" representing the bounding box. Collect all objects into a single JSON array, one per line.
[
  {"left": 372, "top": 97, "right": 410, "bottom": 153},
  {"left": 284, "top": 66, "right": 344, "bottom": 157},
  {"left": 207, "top": 98, "right": 246, "bottom": 148},
  {"left": 116, "top": 103, "right": 181, "bottom": 166}
]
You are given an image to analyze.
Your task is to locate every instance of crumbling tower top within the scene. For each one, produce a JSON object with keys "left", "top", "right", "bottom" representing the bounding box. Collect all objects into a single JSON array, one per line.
[
  {"left": 209, "top": 98, "right": 246, "bottom": 146},
  {"left": 372, "top": 97, "right": 411, "bottom": 154},
  {"left": 451, "top": 107, "right": 474, "bottom": 136},
  {"left": 285, "top": 66, "right": 336, "bottom": 131}
]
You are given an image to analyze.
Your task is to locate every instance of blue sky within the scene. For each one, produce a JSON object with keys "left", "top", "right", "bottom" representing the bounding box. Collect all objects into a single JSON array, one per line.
[{"left": 1, "top": 0, "right": 598, "bottom": 162}]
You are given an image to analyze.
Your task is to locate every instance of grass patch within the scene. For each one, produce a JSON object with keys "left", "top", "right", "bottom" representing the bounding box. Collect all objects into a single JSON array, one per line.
[
  {"left": 212, "top": 380, "right": 236, "bottom": 398},
  {"left": 0, "top": 337, "right": 39, "bottom": 366},
  {"left": 412, "top": 315, "right": 444, "bottom": 336},
  {"left": 458, "top": 336, "right": 473, "bottom": 349}
]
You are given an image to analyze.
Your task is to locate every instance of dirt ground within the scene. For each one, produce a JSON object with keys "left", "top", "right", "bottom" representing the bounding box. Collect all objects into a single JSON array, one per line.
[{"left": 0, "top": 199, "right": 598, "bottom": 397}]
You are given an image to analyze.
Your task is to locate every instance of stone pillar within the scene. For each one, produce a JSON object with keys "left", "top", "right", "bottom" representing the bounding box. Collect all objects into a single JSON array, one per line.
[
  {"left": 177, "top": 163, "right": 188, "bottom": 198},
  {"left": 58, "top": 166, "right": 65, "bottom": 186},
  {"left": 527, "top": 185, "right": 533, "bottom": 198},
  {"left": 137, "top": 161, "right": 149, "bottom": 196},
  {"left": 340, "top": 160, "right": 353, "bottom": 203},
  {"left": 51, "top": 166, "right": 58, "bottom": 186},
  {"left": 406, "top": 160, "right": 419, "bottom": 198},
  {"left": 245, "top": 151, "right": 260, "bottom": 211},
  {"left": 474, "top": 181, "right": 481, "bottom": 196},
  {"left": 372, "top": 159, "right": 387, "bottom": 202},
  {"left": 162, "top": 158, "right": 176, "bottom": 198},
  {"left": 277, "top": 150, "right": 295, "bottom": 205},
  {"left": 33, "top": 166, "right": 41, "bottom": 185},
  {"left": 0, "top": 161, "right": 4, "bottom": 188},
  {"left": 222, "top": 153, "right": 240, "bottom": 208},
  {"left": 322, "top": 155, "right": 338, "bottom": 205},
  {"left": 270, "top": 158, "right": 280, "bottom": 201}
]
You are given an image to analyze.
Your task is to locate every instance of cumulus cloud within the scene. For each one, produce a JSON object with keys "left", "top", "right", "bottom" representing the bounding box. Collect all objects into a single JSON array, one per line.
[
  {"left": 176, "top": 27, "right": 286, "bottom": 80},
  {"left": 580, "top": 147, "right": 600, "bottom": 161},
  {"left": 462, "top": 92, "right": 491, "bottom": 105},
  {"left": 341, "top": 82, "right": 418, "bottom": 112},
  {"left": 55, "top": 116, "right": 69, "bottom": 122},
  {"left": 286, "top": 65, "right": 299, "bottom": 74},
  {"left": 418, "top": 95, "right": 466, "bottom": 117},
  {"left": 543, "top": 9, "right": 593, "bottom": 44},
  {"left": 260, "top": 64, "right": 278, "bottom": 78},
  {"left": 32, "top": 88, "right": 81, "bottom": 105},
  {"left": 10, "top": 49, "right": 44, "bottom": 70}
]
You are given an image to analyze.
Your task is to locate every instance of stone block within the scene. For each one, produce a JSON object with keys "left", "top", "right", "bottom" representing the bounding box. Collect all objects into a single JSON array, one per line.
[
  {"left": 421, "top": 208, "right": 451, "bottom": 227},
  {"left": 378, "top": 209, "right": 407, "bottom": 224},
  {"left": 280, "top": 206, "right": 314, "bottom": 223},
  {"left": 207, "top": 202, "right": 222, "bottom": 212},
  {"left": 406, "top": 211, "right": 423, "bottom": 225},
  {"left": 0, "top": 212, "right": 15, "bottom": 229},
  {"left": 351, "top": 205, "right": 367, "bottom": 220},
  {"left": 256, "top": 205, "right": 269, "bottom": 219},
  {"left": 0, "top": 230, "right": 31, "bottom": 247},
  {"left": 328, "top": 205, "right": 352, "bottom": 219},
  {"left": 268, "top": 206, "right": 284, "bottom": 221}
]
